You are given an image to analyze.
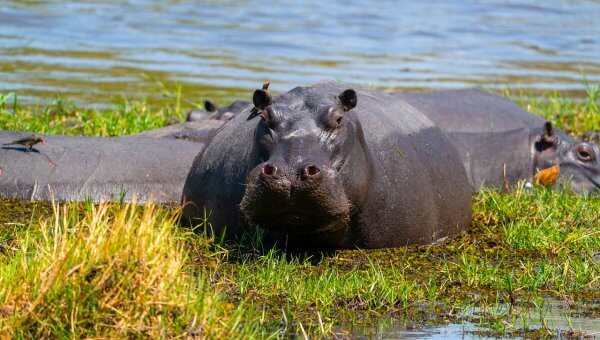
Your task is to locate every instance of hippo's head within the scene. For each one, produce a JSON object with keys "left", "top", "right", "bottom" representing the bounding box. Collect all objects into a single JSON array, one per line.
[
  {"left": 186, "top": 100, "right": 249, "bottom": 122},
  {"left": 239, "top": 86, "right": 370, "bottom": 235},
  {"left": 534, "top": 122, "right": 600, "bottom": 195}
]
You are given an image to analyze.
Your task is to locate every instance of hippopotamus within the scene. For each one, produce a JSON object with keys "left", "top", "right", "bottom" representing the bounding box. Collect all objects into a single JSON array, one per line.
[
  {"left": 0, "top": 131, "right": 202, "bottom": 202},
  {"left": 182, "top": 82, "right": 473, "bottom": 248},
  {"left": 186, "top": 100, "right": 251, "bottom": 122},
  {"left": 392, "top": 90, "right": 600, "bottom": 195}
]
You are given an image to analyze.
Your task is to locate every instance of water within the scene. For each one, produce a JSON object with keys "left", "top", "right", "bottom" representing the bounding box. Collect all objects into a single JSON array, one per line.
[
  {"left": 346, "top": 300, "right": 600, "bottom": 338},
  {"left": 1, "top": 0, "right": 599, "bottom": 106}
]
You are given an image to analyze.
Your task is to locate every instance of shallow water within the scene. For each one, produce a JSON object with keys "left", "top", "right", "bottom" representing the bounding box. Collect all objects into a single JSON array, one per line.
[
  {"left": 348, "top": 300, "right": 600, "bottom": 338},
  {"left": 1, "top": 0, "right": 599, "bottom": 106}
]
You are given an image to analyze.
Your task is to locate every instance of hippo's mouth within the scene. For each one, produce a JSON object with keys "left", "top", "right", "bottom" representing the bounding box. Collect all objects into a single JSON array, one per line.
[{"left": 242, "top": 209, "right": 350, "bottom": 235}]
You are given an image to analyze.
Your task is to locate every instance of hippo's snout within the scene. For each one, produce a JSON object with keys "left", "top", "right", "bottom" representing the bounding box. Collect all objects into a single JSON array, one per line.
[
  {"left": 260, "top": 162, "right": 323, "bottom": 183},
  {"left": 240, "top": 161, "right": 350, "bottom": 234}
]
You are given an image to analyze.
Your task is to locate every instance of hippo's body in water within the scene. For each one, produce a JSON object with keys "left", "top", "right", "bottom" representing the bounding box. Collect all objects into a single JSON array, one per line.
[
  {"left": 182, "top": 82, "right": 473, "bottom": 248},
  {"left": 0, "top": 131, "right": 203, "bottom": 202},
  {"left": 393, "top": 90, "right": 600, "bottom": 195}
]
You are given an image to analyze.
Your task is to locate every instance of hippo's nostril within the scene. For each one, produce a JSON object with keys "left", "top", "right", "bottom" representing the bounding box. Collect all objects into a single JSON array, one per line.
[
  {"left": 262, "top": 164, "right": 277, "bottom": 177},
  {"left": 307, "top": 165, "right": 320, "bottom": 176},
  {"left": 301, "top": 164, "right": 321, "bottom": 180}
]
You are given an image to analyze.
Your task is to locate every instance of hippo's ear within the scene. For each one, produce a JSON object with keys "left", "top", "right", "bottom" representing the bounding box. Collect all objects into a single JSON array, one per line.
[
  {"left": 542, "top": 121, "right": 557, "bottom": 144},
  {"left": 535, "top": 121, "right": 558, "bottom": 152},
  {"left": 204, "top": 100, "right": 218, "bottom": 113},
  {"left": 338, "top": 89, "right": 357, "bottom": 111}
]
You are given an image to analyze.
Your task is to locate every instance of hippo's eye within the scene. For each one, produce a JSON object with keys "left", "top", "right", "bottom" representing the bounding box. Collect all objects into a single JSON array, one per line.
[
  {"left": 578, "top": 150, "right": 592, "bottom": 162},
  {"left": 576, "top": 145, "right": 595, "bottom": 162},
  {"left": 325, "top": 107, "right": 344, "bottom": 130}
]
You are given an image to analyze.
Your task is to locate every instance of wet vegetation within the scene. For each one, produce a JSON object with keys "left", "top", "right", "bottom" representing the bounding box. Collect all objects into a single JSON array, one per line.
[{"left": 0, "top": 86, "right": 599, "bottom": 337}]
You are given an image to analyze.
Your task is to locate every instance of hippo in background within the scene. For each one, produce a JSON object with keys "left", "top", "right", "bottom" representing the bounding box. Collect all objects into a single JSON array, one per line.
[
  {"left": 393, "top": 90, "right": 600, "bottom": 195},
  {"left": 182, "top": 81, "right": 473, "bottom": 248},
  {"left": 136, "top": 100, "right": 251, "bottom": 143},
  {"left": 136, "top": 100, "right": 253, "bottom": 143},
  {"left": 187, "top": 100, "right": 251, "bottom": 122}
]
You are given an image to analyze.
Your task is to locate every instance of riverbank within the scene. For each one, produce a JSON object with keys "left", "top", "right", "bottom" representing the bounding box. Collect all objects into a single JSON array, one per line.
[{"left": 0, "top": 88, "right": 598, "bottom": 337}]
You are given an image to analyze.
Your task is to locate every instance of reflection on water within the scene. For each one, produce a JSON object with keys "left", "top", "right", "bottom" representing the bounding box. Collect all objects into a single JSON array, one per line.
[{"left": 0, "top": 0, "right": 598, "bottom": 105}]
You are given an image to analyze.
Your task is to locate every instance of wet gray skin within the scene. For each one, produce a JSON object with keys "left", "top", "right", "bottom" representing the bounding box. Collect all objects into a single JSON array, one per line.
[
  {"left": 393, "top": 90, "right": 600, "bottom": 196},
  {"left": 182, "top": 82, "right": 472, "bottom": 249},
  {"left": 0, "top": 131, "right": 202, "bottom": 203},
  {"left": 137, "top": 120, "right": 225, "bottom": 144}
]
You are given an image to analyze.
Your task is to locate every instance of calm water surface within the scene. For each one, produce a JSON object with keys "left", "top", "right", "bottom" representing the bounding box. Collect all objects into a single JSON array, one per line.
[{"left": 1, "top": 0, "right": 599, "bottom": 106}]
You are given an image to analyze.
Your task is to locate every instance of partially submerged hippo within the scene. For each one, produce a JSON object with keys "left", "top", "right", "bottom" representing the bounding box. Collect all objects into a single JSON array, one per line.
[
  {"left": 182, "top": 82, "right": 472, "bottom": 248},
  {"left": 393, "top": 90, "right": 600, "bottom": 195},
  {"left": 0, "top": 131, "right": 202, "bottom": 202},
  {"left": 186, "top": 100, "right": 251, "bottom": 122}
]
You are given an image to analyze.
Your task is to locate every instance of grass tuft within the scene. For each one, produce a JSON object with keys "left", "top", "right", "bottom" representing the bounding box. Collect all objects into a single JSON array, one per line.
[{"left": 0, "top": 200, "right": 271, "bottom": 338}]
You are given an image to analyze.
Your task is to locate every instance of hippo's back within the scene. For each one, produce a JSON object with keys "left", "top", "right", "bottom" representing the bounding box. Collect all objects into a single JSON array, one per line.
[
  {"left": 393, "top": 89, "right": 545, "bottom": 133},
  {"left": 0, "top": 131, "right": 202, "bottom": 203},
  {"left": 393, "top": 89, "right": 544, "bottom": 190}
]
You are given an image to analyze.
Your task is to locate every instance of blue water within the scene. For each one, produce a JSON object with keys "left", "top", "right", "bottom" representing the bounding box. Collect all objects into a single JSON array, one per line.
[{"left": 1, "top": 0, "right": 598, "bottom": 105}]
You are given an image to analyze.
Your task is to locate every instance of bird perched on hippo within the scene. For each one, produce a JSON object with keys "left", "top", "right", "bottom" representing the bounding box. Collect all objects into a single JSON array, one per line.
[
  {"left": 3, "top": 134, "right": 45, "bottom": 150},
  {"left": 182, "top": 82, "right": 473, "bottom": 248}
]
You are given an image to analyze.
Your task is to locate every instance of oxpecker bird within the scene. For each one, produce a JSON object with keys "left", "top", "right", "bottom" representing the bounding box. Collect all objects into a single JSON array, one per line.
[
  {"left": 3, "top": 134, "right": 45, "bottom": 150},
  {"left": 248, "top": 82, "right": 272, "bottom": 120}
]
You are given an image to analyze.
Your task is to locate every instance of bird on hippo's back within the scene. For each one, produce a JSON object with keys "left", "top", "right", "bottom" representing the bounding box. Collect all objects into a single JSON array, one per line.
[{"left": 3, "top": 134, "right": 46, "bottom": 150}]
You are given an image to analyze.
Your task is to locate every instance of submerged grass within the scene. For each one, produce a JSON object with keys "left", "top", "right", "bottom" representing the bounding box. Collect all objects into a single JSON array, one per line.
[{"left": 0, "top": 85, "right": 599, "bottom": 337}]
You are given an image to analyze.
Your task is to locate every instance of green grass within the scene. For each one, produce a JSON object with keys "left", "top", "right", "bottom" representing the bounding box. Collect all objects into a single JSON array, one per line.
[
  {"left": 0, "top": 86, "right": 598, "bottom": 337},
  {"left": 504, "top": 81, "right": 599, "bottom": 136},
  {"left": 0, "top": 93, "right": 188, "bottom": 137},
  {"left": 0, "top": 188, "right": 598, "bottom": 338}
]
